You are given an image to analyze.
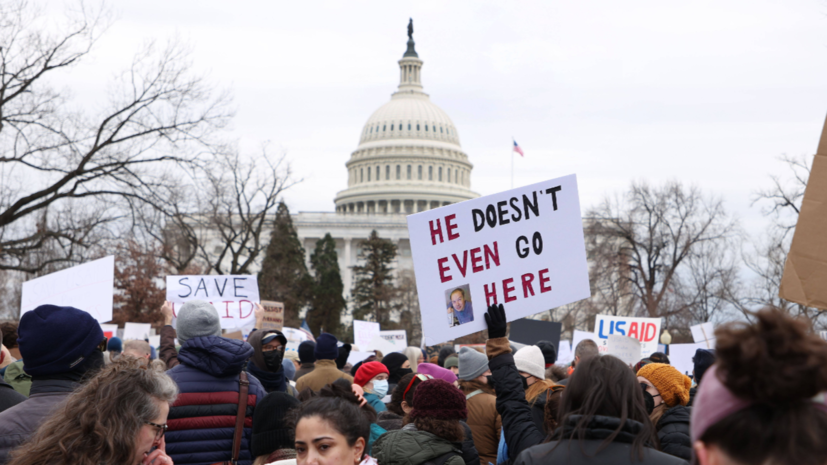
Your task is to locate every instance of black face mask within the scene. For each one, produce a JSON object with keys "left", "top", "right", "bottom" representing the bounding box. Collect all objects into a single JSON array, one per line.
[
  {"left": 397, "top": 368, "right": 413, "bottom": 378},
  {"left": 521, "top": 375, "right": 529, "bottom": 390},
  {"left": 263, "top": 350, "right": 284, "bottom": 372},
  {"left": 486, "top": 375, "right": 495, "bottom": 388},
  {"left": 641, "top": 383, "right": 659, "bottom": 415}
]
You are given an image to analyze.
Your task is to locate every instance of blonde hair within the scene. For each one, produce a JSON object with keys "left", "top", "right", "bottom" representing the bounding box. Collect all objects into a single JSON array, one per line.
[{"left": 403, "top": 346, "right": 422, "bottom": 372}]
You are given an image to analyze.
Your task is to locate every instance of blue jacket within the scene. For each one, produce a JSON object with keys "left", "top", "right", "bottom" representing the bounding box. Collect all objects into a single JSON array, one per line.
[{"left": 166, "top": 336, "right": 266, "bottom": 465}]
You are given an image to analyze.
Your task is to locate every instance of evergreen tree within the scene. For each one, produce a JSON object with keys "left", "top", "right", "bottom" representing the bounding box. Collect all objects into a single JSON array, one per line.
[
  {"left": 351, "top": 230, "right": 401, "bottom": 327},
  {"left": 258, "top": 202, "right": 312, "bottom": 328},
  {"left": 308, "top": 233, "right": 346, "bottom": 338}
]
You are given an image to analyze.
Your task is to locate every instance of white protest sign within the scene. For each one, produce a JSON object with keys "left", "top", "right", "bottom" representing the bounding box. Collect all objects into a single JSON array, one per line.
[
  {"left": 407, "top": 175, "right": 590, "bottom": 344},
  {"left": 556, "top": 340, "right": 573, "bottom": 366},
  {"left": 607, "top": 334, "right": 642, "bottom": 366},
  {"left": 123, "top": 322, "right": 152, "bottom": 341},
  {"left": 20, "top": 256, "right": 115, "bottom": 323},
  {"left": 353, "top": 320, "right": 380, "bottom": 350},
  {"left": 149, "top": 335, "right": 161, "bottom": 349},
  {"left": 380, "top": 330, "right": 407, "bottom": 349},
  {"left": 283, "top": 327, "right": 312, "bottom": 345},
  {"left": 100, "top": 323, "right": 118, "bottom": 340},
  {"left": 347, "top": 351, "right": 375, "bottom": 367},
  {"left": 165, "top": 275, "right": 260, "bottom": 330},
  {"left": 690, "top": 322, "right": 716, "bottom": 348},
  {"left": 367, "top": 335, "right": 399, "bottom": 354},
  {"left": 669, "top": 342, "right": 708, "bottom": 378},
  {"left": 594, "top": 315, "right": 662, "bottom": 358}
]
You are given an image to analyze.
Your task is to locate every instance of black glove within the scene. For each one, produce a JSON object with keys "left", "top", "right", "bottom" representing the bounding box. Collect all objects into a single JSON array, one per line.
[{"left": 484, "top": 304, "right": 507, "bottom": 339}]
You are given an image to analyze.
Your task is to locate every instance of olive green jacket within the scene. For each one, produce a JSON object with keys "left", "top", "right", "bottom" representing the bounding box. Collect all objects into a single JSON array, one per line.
[
  {"left": 3, "top": 361, "right": 31, "bottom": 397},
  {"left": 372, "top": 427, "right": 464, "bottom": 465}
]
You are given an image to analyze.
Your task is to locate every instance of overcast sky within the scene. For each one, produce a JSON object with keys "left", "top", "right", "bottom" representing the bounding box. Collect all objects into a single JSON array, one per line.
[{"left": 57, "top": 0, "right": 827, "bottom": 240}]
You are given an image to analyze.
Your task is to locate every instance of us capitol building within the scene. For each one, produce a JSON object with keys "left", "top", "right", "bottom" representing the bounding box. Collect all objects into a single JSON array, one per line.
[{"left": 293, "top": 24, "right": 479, "bottom": 301}]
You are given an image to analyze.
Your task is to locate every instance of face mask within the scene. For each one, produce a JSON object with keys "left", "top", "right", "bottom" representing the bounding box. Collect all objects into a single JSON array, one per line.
[
  {"left": 263, "top": 350, "right": 284, "bottom": 372},
  {"left": 521, "top": 375, "right": 529, "bottom": 390},
  {"left": 486, "top": 375, "right": 495, "bottom": 388},
  {"left": 641, "top": 383, "right": 660, "bottom": 415},
  {"left": 372, "top": 379, "right": 389, "bottom": 398},
  {"left": 398, "top": 368, "right": 413, "bottom": 378}
]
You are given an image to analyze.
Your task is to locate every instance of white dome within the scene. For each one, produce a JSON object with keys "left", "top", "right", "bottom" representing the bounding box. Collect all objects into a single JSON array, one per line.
[{"left": 359, "top": 94, "right": 461, "bottom": 147}]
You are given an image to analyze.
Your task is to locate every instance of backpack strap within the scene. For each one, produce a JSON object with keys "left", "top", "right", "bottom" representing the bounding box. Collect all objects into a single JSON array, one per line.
[
  {"left": 230, "top": 371, "right": 250, "bottom": 464},
  {"left": 465, "top": 389, "right": 484, "bottom": 400}
]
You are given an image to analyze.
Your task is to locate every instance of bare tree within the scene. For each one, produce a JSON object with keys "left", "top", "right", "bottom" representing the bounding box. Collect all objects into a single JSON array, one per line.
[
  {"left": 0, "top": 1, "right": 230, "bottom": 272},
  {"left": 588, "top": 181, "right": 739, "bottom": 320},
  {"left": 194, "top": 146, "right": 299, "bottom": 275}
]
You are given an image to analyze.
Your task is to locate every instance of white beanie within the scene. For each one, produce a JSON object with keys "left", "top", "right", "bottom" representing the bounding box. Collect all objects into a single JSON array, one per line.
[{"left": 514, "top": 345, "right": 545, "bottom": 380}]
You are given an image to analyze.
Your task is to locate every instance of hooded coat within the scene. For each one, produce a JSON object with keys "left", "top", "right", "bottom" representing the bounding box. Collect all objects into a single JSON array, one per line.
[
  {"left": 165, "top": 336, "right": 266, "bottom": 465},
  {"left": 246, "top": 331, "right": 297, "bottom": 397},
  {"left": 373, "top": 425, "right": 466, "bottom": 465}
]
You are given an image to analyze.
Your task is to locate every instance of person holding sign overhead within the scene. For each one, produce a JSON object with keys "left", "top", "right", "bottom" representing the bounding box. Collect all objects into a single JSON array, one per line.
[{"left": 447, "top": 288, "right": 474, "bottom": 326}]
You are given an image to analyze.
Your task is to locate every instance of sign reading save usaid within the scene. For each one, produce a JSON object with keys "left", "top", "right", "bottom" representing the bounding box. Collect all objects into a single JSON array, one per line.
[
  {"left": 407, "top": 175, "right": 591, "bottom": 344},
  {"left": 594, "top": 315, "right": 662, "bottom": 359},
  {"left": 165, "top": 275, "right": 260, "bottom": 330}
]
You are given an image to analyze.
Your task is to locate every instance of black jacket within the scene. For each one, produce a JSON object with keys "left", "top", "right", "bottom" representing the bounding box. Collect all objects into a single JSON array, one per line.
[
  {"left": 0, "top": 380, "right": 25, "bottom": 414},
  {"left": 687, "top": 387, "right": 697, "bottom": 407},
  {"left": 513, "top": 415, "right": 688, "bottom": 465},
  {"left": 656, "top": 406, "right": 692, "bottom": 461},
  {"left": 486, "top": 338, "right": 546, "bottom": 464}
]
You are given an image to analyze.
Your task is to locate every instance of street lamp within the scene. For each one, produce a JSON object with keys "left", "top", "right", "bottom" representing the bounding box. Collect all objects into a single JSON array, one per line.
[{"left": 660, "top": 329, "right": 672, "bottom": 345}]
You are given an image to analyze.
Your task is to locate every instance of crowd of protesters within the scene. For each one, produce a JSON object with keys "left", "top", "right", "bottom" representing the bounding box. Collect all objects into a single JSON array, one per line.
[{"left": 0, "top": 299, "right": 826, "bottom": 465}]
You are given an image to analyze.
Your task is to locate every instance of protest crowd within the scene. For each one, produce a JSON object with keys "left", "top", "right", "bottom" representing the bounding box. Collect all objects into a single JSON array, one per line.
[{"left": 0, "top": 298, "right": 825, "bottom": 465}]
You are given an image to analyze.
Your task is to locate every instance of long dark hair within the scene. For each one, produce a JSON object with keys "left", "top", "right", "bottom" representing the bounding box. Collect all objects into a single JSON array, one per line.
[
  {"left": 554, "top": 355, "right": 656, "bottom": 460},
  {"left": 699, "top": 309, "right": 827, "bottom": 464}
]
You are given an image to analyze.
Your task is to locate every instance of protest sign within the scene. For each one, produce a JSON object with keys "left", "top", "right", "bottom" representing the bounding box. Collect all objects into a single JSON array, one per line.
[
  {"left": 407, "top": 175, "right": 590, "bottom": 344},
  {"left": 780, "top": 115, "right": 827, "bottom": 309},
  {"left": 283, "top": 327, "right": 313, "bottom": 345},
  {"left": 594, "top": 315, "right": 661, "bottom": 358},
  {"left": 20, "top": 256, "right": 115, "bottom": 323},
  {"left": 223, "top": 330, "right": 243, "bottom": 341},
  {"left": 690, "top": 322, "right": 716, "bottom": 348},
  {"left": 669, "top": 342, "right": 707, "bottom": 377},
  {"left": 149, "top": 335, "right": 160, "bottom": 349},
  {"left": 123, "top": 323, "right": 151, "bottom": 341},
  {"left": 353, "top": 320, "right": 380, "bottom": 350},
  {"left": 379, "top": 330, "right": 407, "bottom": 349},
  {"left": 260, "top": 300, "right": 284, "bottom": 331},
  {"left": 347, "top": 351, "right": 375, "bottom": 367},
  {"left": 607, "top": 334, "right": 642, "bottom": 366},
  {"left": 367, "top": 335, "right": 399, "bottom": 354},
  {"left": 556, "top": 340, "right": 573, "bottom": 366},
  {"left": 509, "top": 319, "right": 562, "bottom": 350},
  {"left": 100, "top": 324, "right": 118, "bottom": 340},
  {"left": 165, "top": 275, "right": 260, "bottom": 330}
]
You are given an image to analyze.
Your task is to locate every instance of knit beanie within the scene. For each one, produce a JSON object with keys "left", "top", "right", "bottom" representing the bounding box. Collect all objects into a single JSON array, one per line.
[
  {"left": 298, "top": 341, "right": 316, "bottom": 364},
  {"left": 438, "top": 346, "right": 456, "bottom": 367},
  {"left": 514, "top": 345, "right": 545, "bottom": 380},
  {"left": 18, "top": 305, "right": 104, "bottom": 377},
  {"left": 458, "top": 347, "right": 488, "bottom": 381},
  {"left": 314, "top": 333, "right": 338, "bottom": 360},
  {"left": 107, "top": 337, "right": 123, "bottom": 353},
  {"left": 410, "top": 378, "right": 467, "bottom": 420},
  {"left": 354, "top": 361, "right": 389, "bottom": 387},
  {"left": 693, "top": 349, "right": 716, "bottom": 385},
  {"left": 251, "top": 391, "right": 301, "bottom": 457},
  {"left": 536, "top": 340, "right": 558, "bottom": 366},
  {"left": 417, "top": 362, "right": 458, "bottom": 384},
  {"left": 176, "top": 300, "right": 221, "bottom": 344},
  {"left": 637, "top": 363, "right": 692, "bottom": 407},
  {"left": 444, "top": 356, "right": 459, "bottom": 369},
  {"left": 337, "top": 343, "right": 352, "bottom": 369}
]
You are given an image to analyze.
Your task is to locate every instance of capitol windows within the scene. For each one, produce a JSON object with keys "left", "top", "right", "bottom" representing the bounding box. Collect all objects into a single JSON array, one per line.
[
  {"left": 428, "top": 166, "right": 433, "bottom": 181},
  {"left": 440, "top": 127, "right": 443, "bottom": 133},
  {"left": 360, "top": 168, "right": 363, "bottom": 183},
  {"left": 438, "top": 167, "right": 442, "bottom": 181},
  {"left": 396, "top": 165, "right": 401, "bottom": 180},
  {"left": 383, "top": 125, "right": 386, "bottom": 131},
  {"left": 416, "top": 124, "right": 420, "bottom": 131},
  {"left": 376, "top": 166, "right": 380, "bottom": 181},
  {"left": 407, "top": 165, "right": 411, "bottom": 180},
  {"left": 386, "top": 165, "right": 390, "bottom": 180},
  {"left": 418, "top": 165, "right": 422, "bottom": 180},
  {"left": 367, "top": 168, "right": 371, "bottom": 181},
  {"left": 447, "top": 168, "right": 451, "bottom": 182},
  {"left": 408, "top": 123, "right": 411, "bottom": 130},
  {"left": 425, "top": 125, "right": 428, "bottom": 131},
  {"left": 391, "top": 124, "right": 394, "bottom": 131}
]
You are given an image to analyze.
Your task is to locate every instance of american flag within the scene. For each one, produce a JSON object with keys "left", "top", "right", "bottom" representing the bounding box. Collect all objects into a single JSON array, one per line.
[{"left": 513, "top": 139, "right": 524, "bottom": 157}]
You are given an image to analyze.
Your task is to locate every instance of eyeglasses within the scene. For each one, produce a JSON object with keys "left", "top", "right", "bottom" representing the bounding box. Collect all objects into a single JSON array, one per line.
[
  {"left": 146, "top": 421, "right": 168, "bottom": 441},
  {"left": 97, "top": 337, "right": 108, "bottom": 353},
  {"left": 261, "top": 345, "right": 285, "bottom": 353},
  {"left": 403, "top": 374, "right": 434, "bottom": 401}
]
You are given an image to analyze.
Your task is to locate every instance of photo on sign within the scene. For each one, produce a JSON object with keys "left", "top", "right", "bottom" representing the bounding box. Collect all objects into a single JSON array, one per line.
[{"left": 445, "top": 284, "right": 474, "bottom": 328}]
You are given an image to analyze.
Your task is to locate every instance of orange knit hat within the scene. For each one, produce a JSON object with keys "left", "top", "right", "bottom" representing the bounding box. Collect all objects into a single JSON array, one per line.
[{"left": 637, "top": 363, "right": 691, "bottom": 407}]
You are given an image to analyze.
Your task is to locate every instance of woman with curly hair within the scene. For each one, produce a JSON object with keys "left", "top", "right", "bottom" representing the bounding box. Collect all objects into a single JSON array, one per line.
[
  {"left": 7, "top": 358, "right": 178, "bottom": 465},
  {"left": 692, "top": 309, "right": 827, "bottom": 465}
]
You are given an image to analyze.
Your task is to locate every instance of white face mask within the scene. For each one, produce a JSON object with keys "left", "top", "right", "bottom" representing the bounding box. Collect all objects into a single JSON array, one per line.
[{"left": 372, "top": 379, "right": 389, "bottom": 398}]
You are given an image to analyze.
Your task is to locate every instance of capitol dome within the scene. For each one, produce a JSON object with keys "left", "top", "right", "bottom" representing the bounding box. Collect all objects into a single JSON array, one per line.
[{"left": 334, "top": 29, "right": 478, "bottom": 214}]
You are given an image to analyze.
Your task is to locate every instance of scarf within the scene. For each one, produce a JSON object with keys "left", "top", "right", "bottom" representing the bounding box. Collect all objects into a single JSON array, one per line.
[{"left": 247, "top": 360, "right": 287, "bottom": 393}]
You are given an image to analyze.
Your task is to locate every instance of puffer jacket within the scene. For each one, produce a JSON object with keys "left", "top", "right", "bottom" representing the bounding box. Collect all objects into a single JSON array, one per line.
[
  {"left": 513, "top": 415, "right": 688, "bottom": 465},
  {"left": 373, "top": 424, "right": 465, "bottom": 465},
  {"left": 166, "top": 336, "right": 266, "bottom": 465},
  {"left": 0, "top": 378, "right": 77, "bottom": 465},
  {"left": 656, "top": 406, "right": 692, "bottom": 461}
]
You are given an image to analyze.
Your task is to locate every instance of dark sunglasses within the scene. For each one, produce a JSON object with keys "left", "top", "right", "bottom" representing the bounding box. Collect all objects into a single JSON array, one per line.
[{"left": 403, "top": 374, "right": 434, "bottom": 401}]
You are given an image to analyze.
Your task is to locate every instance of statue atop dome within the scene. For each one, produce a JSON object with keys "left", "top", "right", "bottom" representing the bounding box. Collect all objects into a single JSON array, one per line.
[
  {"left": 404, "top": 18, "right": 418, "bottom": 58},
  {"left": 407, "top": 18, "right": 413, "bottom": 40}
]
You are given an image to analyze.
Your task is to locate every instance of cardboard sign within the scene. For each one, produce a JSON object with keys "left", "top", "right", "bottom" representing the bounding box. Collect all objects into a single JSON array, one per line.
[
  {"left": 100, "top": 324, "right": 118, "bottom": 340},
  {"left": 223, "top": 330, "right": 243, "bottom": 341},
  {"left": 594, "top": 315, "right": 661, "bottom": 358},
  {"left": 556, "top": 340, "right": 573, "bottom": 366},
  {"left": 607, "top": 334, "right": 642, "bottom": 366},
  {"left": 407, "top": 175, "right": 590, "bottom": 344},
  {"left": 690, "top": 322, "right": 716, "bottom": 348},
  {"left": 123, "top": 322, "right": 151, "bottom": 341},
  {"left": 20, "top": 256, "right": 115, "bottom": 323},
  {"left": 165, "top": 275, "right": 260, "bottom": 330},
  {"left": 379, "top": 330, "right": 407, "bottom": 348},
  {"left": 353, "top": 320, "right": 380, "bottom": 350},
  {"left": 508, "top": 319, "right": 562, "bottom": 351},
  {"left": 780, "top": 115, "right": 827, "bottom": 309},
  {"left": 260, "top": 300, "right": 284, "bottom": 331},
  {"left": 669, "top": 342, "right": 708, "bottom": 377}
]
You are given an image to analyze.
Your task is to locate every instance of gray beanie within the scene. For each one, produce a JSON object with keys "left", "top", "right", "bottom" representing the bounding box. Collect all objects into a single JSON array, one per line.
[
  {"left": 458, "top": 346, "right": 489, "bottom": 381},
  {"left": 176, "top": 300, "right": 222, "bottom": 344}
]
